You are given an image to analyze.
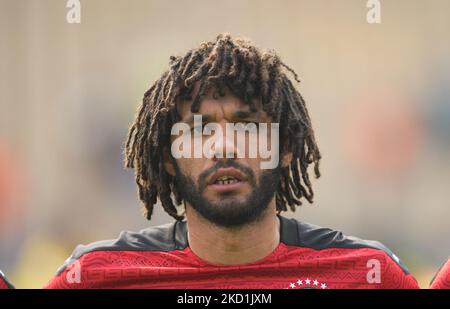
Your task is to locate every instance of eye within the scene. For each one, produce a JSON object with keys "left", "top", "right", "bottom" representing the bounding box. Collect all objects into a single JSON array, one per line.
[
  {"left": 235, "top": 120, "right": 260, "bottom": 126},
  {"left": 234, "top": 121, "right": 259, "bottom": 133}
]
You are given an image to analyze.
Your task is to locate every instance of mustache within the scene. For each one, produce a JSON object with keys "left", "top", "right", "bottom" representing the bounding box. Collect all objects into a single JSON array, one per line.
[{"left": 198, "top": 160, "right": 256, "bottom": 191}]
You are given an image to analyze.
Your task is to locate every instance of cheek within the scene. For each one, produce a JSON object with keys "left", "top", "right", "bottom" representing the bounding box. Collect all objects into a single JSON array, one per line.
[
  {"left": 244, "top": 160, "right": 262, "bottom": 183},
  {"left": 175, "top": 158, "right": 202, "bottom": 179}
]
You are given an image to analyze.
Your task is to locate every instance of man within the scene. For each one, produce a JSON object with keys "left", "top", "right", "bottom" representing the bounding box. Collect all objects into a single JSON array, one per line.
[
  {"left": 45, "top": 33, "right": 419, "bottom": 289},
  {"left": 0, "top": 270, "right": 14, "bottom": 289},
  {"left": 430, "top": 258, "right": 450, "bottom": 289}
]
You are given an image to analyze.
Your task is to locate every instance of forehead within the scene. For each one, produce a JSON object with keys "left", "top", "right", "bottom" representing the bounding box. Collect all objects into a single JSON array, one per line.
[{"left": 177, "top": 87, "right": 269, "bottom": 122}]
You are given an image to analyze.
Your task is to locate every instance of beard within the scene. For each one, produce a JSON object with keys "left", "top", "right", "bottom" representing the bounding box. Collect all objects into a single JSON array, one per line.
[{"left": 173, "top": 159, "right": 281, "bottom": 228}]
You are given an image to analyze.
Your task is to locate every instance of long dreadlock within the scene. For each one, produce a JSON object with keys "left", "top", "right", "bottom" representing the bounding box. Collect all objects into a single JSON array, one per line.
[{"left": 124, "top": 33, "right": 322, "bottom": 221}]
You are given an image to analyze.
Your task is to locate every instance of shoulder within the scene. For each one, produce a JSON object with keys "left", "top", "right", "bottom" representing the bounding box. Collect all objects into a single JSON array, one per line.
[
  {"left": 55, "top": 220, "right": 187, "bottom": 276},
  {"left": 279, "top": 216, "right": 414, "bottom": 279},
  {"left": 279, "top": 216, "right": 419, "bottom": 288}
]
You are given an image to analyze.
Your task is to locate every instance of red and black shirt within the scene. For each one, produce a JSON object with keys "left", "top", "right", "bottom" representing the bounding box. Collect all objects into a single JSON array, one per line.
[
  {"left": 45, "top": 215, "right": 419, "bottom": 289},
  {"left": 430, "top": 258, "right": 450, "bottom": 289}
]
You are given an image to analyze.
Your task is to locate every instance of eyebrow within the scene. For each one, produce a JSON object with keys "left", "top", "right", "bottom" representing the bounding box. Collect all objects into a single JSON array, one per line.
[
  {"left": 233, "top": 110, "right": 260, "bottom": 120},
  {"left": 183, "top": 114, "right": 212, "bottom": 125},
  {"left": 182, "top": 110, "right": 260, "bottom": 125}
]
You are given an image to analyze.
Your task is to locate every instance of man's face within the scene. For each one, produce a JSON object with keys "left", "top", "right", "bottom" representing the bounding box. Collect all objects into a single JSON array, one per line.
[{"left": 166, "top": 87, "right": 283, "bottom": 228}]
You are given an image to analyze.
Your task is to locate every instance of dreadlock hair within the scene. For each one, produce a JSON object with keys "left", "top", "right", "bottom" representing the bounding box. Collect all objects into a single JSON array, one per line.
[{"left": 124, "top": 33, "right": 322, "bottom": 221}]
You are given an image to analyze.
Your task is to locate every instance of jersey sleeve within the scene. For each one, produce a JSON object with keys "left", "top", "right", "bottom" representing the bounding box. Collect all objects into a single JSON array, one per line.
[
  {"left": 44, "top": 245, "right": 84, "bottom": 289},
  {"left": 45, "top": 225, "right": 181, "bottom": 289},
  {"left": 430, "top": 258, "right": 450, "bottom": 289},
  {"left": 379, "top": 248, "right": 420, "bottom": 289},
  {"left": 44, "top": 262, "right": 82, "bottom": 289}
]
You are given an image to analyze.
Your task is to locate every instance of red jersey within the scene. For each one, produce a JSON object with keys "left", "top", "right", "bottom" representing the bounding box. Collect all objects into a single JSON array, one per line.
[
  {"left": 0, "top": 271, "right": 14, "bottom": 289},
  {"left": 45, "top": 215, "right": 419, "bottom": 289},
  {"left": 430, "top": 258, "right": 450, "bottom": 289}
]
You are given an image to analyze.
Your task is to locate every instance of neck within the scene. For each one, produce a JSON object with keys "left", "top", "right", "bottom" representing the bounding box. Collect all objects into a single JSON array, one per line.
[{"left": 185, "top": 201, "right": 280, "bottom": 265}]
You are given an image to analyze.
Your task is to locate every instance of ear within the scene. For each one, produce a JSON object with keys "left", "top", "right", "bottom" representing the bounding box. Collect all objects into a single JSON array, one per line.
[
  {"left": 163, "top": 148, "right": 176, "bottom": 177},
  {"left": 280, "top": 150, "right": 293, "bottom": 168}
]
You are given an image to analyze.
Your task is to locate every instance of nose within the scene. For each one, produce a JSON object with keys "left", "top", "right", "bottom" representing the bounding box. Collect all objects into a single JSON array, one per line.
[
  {"left": 212, "top": 135, "right": 236, "bottom": 160},
  {"left": 204, "top": 122, "right": 242, "bottom": 160}
]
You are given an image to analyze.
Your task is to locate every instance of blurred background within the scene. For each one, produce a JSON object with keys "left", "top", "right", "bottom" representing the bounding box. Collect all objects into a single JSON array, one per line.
[{"left": 0, "top": 0, "right": 449, "bottom": 288}]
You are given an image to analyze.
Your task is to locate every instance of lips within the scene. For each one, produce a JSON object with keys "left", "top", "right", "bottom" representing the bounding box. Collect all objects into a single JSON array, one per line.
[{"left": 207, "top": 168, "right": 247, "bottom": 186}]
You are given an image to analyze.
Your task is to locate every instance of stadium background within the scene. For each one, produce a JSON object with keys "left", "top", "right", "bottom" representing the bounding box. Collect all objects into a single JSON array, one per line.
[{"left": 0, "top": 0, "right": 449, "bottom": 288}]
